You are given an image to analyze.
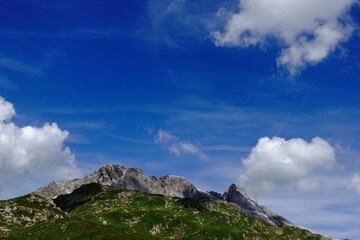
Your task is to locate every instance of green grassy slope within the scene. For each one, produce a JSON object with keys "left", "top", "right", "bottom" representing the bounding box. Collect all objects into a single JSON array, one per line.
[
  {"left": 0, "top": 193, "right": 66, "bottom": 237},
  {"left": 0, "top": 188, "right": 327, "bottom": 240}
]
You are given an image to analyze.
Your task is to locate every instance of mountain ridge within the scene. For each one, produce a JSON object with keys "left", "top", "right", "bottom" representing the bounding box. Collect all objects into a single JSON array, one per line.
[
  {"left": 31, "top": 164, "right": 339, "bottom": 240},
  {"left": 34, "top": 164, "right": 291, "bottom": 227},
  {"left": 0, "top": 164, "right": 343, "bottom": 239},
  {"left": 1, "top": 186, "right": 335, "bottom": 240}
]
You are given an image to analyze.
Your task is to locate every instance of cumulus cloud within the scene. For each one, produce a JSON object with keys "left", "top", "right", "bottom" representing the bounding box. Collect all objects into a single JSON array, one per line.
[
  {"left": 0, "top": 97, "right": 15, "bottom": 122},
  {"left": 154, "top": 129, "right": 207, "bottom": 160},
  {"left": 0, "top": 97, "right": 82, "bottom": 190},
  {"left": 348, "top": 173, "right": 360, "bottom": 196},
  {"left": 239, "top": 136, "right": 335, "bottom": 196},
  {"left": 212, "top": 0, "right": 356, "bottom": 75}
]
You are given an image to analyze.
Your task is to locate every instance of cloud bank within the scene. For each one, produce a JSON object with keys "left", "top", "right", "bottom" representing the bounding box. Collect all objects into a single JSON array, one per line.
[
  {"left": 0, "top": 97, "right": 81, "bottom": 191},
  {"left": 212, "top": 0, "right": 356, "bottom": 75},
  {"left": 348, "top": 173, "right": 360, "bottom": 196},
  {"left": 239, "top": 136, "right": 335, "bottom": 196},
  {"left": 154, "top": 129, "right": 207, "bottom": 160}
]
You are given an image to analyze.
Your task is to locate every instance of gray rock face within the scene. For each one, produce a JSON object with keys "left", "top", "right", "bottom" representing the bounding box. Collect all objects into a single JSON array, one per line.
[
  {"left": 34, "top": 164, "right": 207, "bottom": 200},
  {"left": 207, "top": 191, "right": 223, "bottom": 200},
  {"left": 223, "top": 184, "right": 293, "bottom": 227}
]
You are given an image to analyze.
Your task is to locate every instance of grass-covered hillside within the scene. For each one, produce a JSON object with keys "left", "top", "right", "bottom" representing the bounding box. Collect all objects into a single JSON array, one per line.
[{"left": 0, "top": 185, "right": 328, "bottom": 240}]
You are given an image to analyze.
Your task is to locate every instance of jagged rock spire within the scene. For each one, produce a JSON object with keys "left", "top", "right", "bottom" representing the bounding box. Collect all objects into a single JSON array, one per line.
[{"left": 223, "top": 183, "right": 292, "bottom": 227}]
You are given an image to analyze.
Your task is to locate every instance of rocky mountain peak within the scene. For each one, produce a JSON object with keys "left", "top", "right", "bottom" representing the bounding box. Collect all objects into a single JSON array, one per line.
[
  {"left": 223, "top": 183, "right": 258, "bottom": 206},
  {"left": 34, "top": 164, "right": 207, "bottom": 200},
  {"left": 223, "top": 183, "right": 292, "bottom": 227}
]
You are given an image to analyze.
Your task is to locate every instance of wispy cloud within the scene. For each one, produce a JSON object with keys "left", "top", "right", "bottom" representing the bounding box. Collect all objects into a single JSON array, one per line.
[
  {"left": 0, "top": 57, "right": 44, "bottom": 76},
  {"left": 169, "top": 141, "right": 208, "bottom": 160},
  {"left": 57, "top": 28, "right": 125, "bottom": 39},
  {"left": 0, "top": 27, "right": 128, "bottom": 41},
  {"left": 0, "top": 73, "right": 17, "bottom": 90},
  {"left": 156, "top": 96, "right": 360, "bottom": 154},
  {"left": 112, "top": 135, "right": 153, "bottom": 145},
  {"left": 154, "top": 129, "right": 177, "bottom": 144},
  {"left": 143, "top": 122, "right": 154, "bottom": 135},
  {"left": 66, "top": 134, "right": 91, "bottom": 144},
  {"left": 65, "top": 121, "right": 111, "bottom": 130},
  {"left": 145, "top": 0, "right": 231, "bottom": 46},
  {"left": 202, "top": 145, "right": 251, "bottom": 152},
  {"left": 348, "top": 173, "right": 360, "bottom": 196},
  {"left": 154, "top": 129, "right": 207, "bottom": 160}
]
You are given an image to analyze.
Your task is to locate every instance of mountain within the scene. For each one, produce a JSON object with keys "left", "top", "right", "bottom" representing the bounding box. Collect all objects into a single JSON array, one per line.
[
  {"left": 34, "top": 165, "right": 208, "bottom": 200},
  {"left": 0, "top": 164, "right": 341, "bottom": 240},
  {"left": 32, "top": 164, "right": 297, "bottom": 228}
]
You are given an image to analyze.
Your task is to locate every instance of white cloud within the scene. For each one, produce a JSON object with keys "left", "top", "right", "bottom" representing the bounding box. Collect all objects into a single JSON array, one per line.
[
  {"left": 168, "top": 144, "right": 181, "bottom": 156},
  {"left": 348, "top": 173, "right": 360, "bottom": 196},
  {"left": 154, "top": 129, "right": 207, "bottom": 160},
  {"left": 0, "top": 97, "right": 82, "bottom": 191},
  {"left": 173, "top": 141, "right": 207, "bottom": 160},
  {"left": 212, "top": 0, "right": 356, "bottom": 75},
  {"left": 143, "top": 123, "right": 154, "bottom": 135},
  {"left": 239, "top": 136, "right": 335, "bottom": 196},
  {"left": 0, "top": 97, "right": 15, "bottom": 122},
  {"left": 167, "top": 0, "right": 186, "bottom": 13},
  {"left": 66, "top": 134, "right": 90, "bottom": 144},
  {"left": 154, "top": 129, "right": 177, "bottom": 144},
  {"left": 296, "top": 178, "right": 322, "bottom": 193}
]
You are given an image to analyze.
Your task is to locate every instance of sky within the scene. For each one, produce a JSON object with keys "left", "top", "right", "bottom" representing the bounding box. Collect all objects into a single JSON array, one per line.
[{"left": 0, "top": 0, "right": 360, "bottom": 238}]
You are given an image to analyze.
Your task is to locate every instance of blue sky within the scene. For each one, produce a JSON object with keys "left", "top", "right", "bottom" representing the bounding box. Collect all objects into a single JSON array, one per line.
[{"left": 0, "top": 0, "right": 360, "bottom": 238}]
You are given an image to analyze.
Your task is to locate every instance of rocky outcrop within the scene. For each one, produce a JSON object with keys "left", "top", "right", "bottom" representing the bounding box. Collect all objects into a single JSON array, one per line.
[
  {"left": 53, "top": 183, "right": 103, "bottom": 212},
  {"left": 34, "top": 164, "right": 208, "bottom": 200},
  {"left": 223, "top": 184, "right": 293, "bottom": 227},
  {"left": 207, "top": 191, "right": 223, "bottom": 200}
]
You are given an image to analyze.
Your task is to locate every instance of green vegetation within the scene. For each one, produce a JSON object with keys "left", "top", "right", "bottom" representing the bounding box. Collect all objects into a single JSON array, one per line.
[
  {"left": 0, "top": 188, "right": 326, "bottom": 239},
  {"left": 0, "top": 193, "right": 66, "bottom": 237}
]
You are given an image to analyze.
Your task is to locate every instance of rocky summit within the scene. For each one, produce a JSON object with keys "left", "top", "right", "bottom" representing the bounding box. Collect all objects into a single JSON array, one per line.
[{"left": 34, "top": 164, "right": 209, "bottom": 200}]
